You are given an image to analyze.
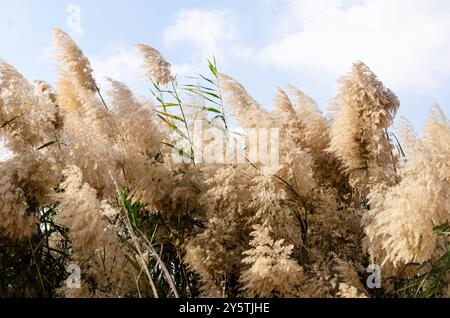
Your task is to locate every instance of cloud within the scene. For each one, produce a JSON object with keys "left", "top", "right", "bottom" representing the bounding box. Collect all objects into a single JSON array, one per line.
[
  {"left": 90, "top": 48, "right": 143, "bottom": 92},
  {"left": 89, "top": 9, "right": 240, "bottom": 98},
  {"left": 91, "top": 47, "right": 199, "bottom": 91},
  {"left": 91, "top": 48, "right": 141, "bottom": 82},
  {"left": 40, "top": 44, "right": 55, "bottom": 62},
  {"left": 231, "top": 45, "right": 258, "bottom": 60},
  {"left": 171, "top": 63, "right": 197, "bottom": 77},
  {"left": 163, "top": 9, "right": 238, "bottom": 61},
  {"left": 254, "top": 0, "right": 450, "bottom": 91}
]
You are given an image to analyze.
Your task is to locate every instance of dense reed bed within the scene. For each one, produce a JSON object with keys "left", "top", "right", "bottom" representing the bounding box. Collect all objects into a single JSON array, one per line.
[{"left": 0, "top": 29, "right": 448, "bottom": 298}]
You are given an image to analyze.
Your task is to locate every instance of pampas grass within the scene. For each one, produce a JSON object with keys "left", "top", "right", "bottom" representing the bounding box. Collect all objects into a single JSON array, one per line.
[{"left": 0, "top": 30, "right": 449, "bottom": 298}]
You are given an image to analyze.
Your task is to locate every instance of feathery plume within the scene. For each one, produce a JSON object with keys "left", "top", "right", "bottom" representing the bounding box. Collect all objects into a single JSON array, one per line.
[
  {"left": 363, "top": 105, "right": 450, "bottom": 276},
  {"left": 328, "top": 62, "right": 400, "bottom": 192},
  {"left": 0, "top": 172, "right": 36, "bottom": 240},
  {"left": 219, "top": 74, "right": 273, "bottom": 128},
  {"left": 0, "top": 61, "right": 58, "bottom": 152},
  {"left": 185, "top": 165, "right": 255, "bottom": 297},
  {"left": 288, "top": 85, "right": 328, "bottom": 155},
  {"left": 55, "top": 165, "right": 134, "bottom": 296},
  {"left": 106, "top": 78, "right": 161, "bottom": 159},
  {"left": 53, "top": 30, "right": 120, "bottom": 195},
  {"left": 137, "top": 44, "right": 174, "bottom": 85},
  {"left": 53, "top": 28, "right": 97, "bottom": 92},
  {"left": 288, "top": 85, "right": 351, "bottom": 195},
  {"left": 274, "top": 88, "right": 305, "bottom": 146},
  {"left": 240, "top": 224, "right": 304, "bottom": 297}
]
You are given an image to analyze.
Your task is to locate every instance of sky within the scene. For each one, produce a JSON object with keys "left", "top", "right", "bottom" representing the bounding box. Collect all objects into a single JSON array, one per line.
[{"left": 1, "top": 0, "right": 450, "bottom": 135}]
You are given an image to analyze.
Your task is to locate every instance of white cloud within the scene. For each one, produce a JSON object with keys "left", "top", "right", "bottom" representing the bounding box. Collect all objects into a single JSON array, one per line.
[
  {"left": 90, "top": 9, "right": 240, "bottom": 94},
  {"left": 231, "top": 45, "right": 258, "bottom": 60},
  {"left": 40, "top": 44, "right": 55, "bottom": 62},
  {"left": 171, "top": 63, "right": 197, "bottom": 77},
  {"left": 89, "top": 47, "right": 149, "bottom": 97},
  {"left": 255, "top": 0, "right": 450, "bottom": 91},
  {"left": 91, "top": 48, "right": 141, "bottom": 85},
  {"left": 91, "top": 48, "right": 199, "bottom": 91},
  {"left": 164, "top": 9, "right": 238, "bottom": 61}
]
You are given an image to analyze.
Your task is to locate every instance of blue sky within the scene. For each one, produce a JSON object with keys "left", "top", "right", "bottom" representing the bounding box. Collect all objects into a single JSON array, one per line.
[{"left": 1, "top": 0, "right": 450, "bottom": 132}]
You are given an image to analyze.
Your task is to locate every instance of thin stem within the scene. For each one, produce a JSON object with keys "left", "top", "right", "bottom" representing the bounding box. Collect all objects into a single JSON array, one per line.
[
  {"left": 110, "top": 172, "right": 180, "bottom": 298},
  {"left": 385, "top": 129, "right": 398, "bottom": 176},
  {"left": 96, "top": 86, "right": 109, "bottom": 110},
  {"left": 29, "top": 239, "right": 45, "bottom": 295},
  {"left": 135, "top": 226, "right": 180, "bottom": 298},
  {"left": 170, "top": 80, "right": 195, "bottom": 164},
  {"left": 109, "top": 172, "right": 159, "bottom": 298}
]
